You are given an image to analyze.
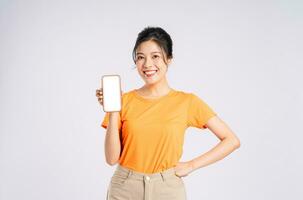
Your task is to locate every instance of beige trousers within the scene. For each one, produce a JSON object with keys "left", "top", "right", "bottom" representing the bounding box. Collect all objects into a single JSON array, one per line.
[{"left": 106, "top": 164, "right": 187, "bottom": 200}]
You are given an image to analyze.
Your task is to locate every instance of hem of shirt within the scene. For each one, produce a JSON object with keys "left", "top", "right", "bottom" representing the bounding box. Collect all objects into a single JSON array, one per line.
[
  {"left": 101, "top": 123, "right": 107, "bottom": 129},
  {"left": 201, "top": 113, "right": 217, "bottom": 129}
]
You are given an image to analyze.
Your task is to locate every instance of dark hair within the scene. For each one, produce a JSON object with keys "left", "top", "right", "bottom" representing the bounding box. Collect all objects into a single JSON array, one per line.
[{"left": 132, "top": 26, "right": 173, "bottom": 65}]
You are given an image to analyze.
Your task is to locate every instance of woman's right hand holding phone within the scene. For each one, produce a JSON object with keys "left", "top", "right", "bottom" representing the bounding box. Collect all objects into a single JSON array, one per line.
[
  {"left": 95, "top": 88, "right": 123, "bottom": 114},
  {"left": 96, "top": 87, "right": 122, "bottom": 165}
]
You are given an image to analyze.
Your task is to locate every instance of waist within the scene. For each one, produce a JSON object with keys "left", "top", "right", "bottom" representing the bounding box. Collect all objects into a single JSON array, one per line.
[{"left": 115, "top": 164, "right": 177, "bottom": 181}]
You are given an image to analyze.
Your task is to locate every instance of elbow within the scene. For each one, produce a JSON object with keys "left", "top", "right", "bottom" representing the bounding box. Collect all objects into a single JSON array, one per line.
[
  {"left": 106, "top": 157, "right": 119, "bottom": 166},
  {"left": 222, "top": 134, "right": 241, "bottom": 149},
  {"left": 232, "top": 138, "right": 241, "bottom": 149}
]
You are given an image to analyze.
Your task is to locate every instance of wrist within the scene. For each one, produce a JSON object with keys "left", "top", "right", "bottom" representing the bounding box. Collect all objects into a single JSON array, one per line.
[{"left": 109, "top": 112, "right": 119, "bottom": 118}]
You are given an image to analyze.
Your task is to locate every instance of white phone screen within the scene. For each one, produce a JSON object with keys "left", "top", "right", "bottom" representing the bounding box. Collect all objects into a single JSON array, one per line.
[{"left": 101, "top": 75, "right": 121, "bottom": 112}]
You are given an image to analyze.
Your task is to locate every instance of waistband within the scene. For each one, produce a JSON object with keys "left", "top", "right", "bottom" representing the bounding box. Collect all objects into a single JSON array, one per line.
[{"left": 115, "top": 164, "right": 177, "bottom": 181}]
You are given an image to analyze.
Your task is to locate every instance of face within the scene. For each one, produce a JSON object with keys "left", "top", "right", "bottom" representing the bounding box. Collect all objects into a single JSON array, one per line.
[{"left": 135, "top": 40, "right": 171, "bottom": 85}]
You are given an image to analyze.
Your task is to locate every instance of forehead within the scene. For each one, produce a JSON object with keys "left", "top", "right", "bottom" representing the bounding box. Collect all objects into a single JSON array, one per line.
[{"left": 136, "top": 40, "right": 162, "bottom": 54}]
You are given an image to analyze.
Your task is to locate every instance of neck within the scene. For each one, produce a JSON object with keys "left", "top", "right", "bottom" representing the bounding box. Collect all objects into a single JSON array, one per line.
[{"left": 141, "top": 78, "right": 172, "bottom": 96}]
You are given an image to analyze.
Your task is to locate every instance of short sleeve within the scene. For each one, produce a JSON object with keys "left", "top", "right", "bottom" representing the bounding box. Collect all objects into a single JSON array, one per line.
[
  {"left": 187, "top": 93, "right": 217, "bottom": 129},
  {"left": 101, "top": 112, "right": 122, "bottom": 131}
]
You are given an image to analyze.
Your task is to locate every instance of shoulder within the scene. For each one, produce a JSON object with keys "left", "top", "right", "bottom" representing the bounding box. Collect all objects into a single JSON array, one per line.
[
  {"left": 173, "top": 89, "right": 194, "bottom": 98},
  {"left": 121, "top": 89, "right": 141, "bottom": 102},
  {"left": 121, "top": 89, "right": 134, "bottom": 99},
  {"left": 175, "top": 90, "right": 212, "bottom": 105}
]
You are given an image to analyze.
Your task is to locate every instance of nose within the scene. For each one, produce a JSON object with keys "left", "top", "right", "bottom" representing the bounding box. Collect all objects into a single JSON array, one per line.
[{"left": 143, "top": 56, "right": 153, "bottom": 68}]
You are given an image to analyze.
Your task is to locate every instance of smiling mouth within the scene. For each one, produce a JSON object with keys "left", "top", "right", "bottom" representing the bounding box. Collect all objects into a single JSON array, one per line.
[{"left": 143, "top": 70, "right": 158, "bottom": 78}]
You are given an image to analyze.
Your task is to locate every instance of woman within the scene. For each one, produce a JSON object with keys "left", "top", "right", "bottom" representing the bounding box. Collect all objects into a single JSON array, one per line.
[{"left": 96, "top": 26, "right": 241, "bottom": 200}]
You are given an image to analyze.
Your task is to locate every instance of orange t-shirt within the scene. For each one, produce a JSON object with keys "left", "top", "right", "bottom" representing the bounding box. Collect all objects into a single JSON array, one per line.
[{"left": 101, "top": 89, "right": 217, "bottom": 173}]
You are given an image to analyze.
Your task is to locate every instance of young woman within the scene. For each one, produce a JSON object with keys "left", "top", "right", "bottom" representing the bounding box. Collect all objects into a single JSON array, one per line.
[{"left": 96, "top": 26, "right": 241, "bottom": 200}]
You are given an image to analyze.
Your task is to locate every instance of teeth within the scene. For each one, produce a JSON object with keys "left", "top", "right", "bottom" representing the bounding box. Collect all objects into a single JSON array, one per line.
[
  {"left": 144, "top": 70, "right": 157, "bottom": 77},
  {"left": 145, "top": 71, "right": 157, "bottom": 75}
]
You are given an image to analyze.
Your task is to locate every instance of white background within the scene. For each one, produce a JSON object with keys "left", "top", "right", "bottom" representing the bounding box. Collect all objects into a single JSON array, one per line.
[{"left": 1, "top": 0, "right": 302, "bottom": 199}]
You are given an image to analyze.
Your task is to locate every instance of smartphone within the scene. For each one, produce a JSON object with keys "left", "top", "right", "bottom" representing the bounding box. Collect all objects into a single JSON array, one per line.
[{"left": 101, "top": 74, "right": 122, "bottom": 112}]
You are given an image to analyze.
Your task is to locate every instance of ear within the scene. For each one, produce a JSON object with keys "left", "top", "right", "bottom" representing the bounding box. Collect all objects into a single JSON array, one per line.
[{"left": 167, "top": 58, "right": 172, "bottom": 65}]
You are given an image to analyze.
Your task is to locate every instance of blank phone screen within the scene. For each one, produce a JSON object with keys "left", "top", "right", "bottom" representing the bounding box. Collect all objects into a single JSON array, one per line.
[{"left": 102, "top": 75, "right": 121, "bottom": 112}]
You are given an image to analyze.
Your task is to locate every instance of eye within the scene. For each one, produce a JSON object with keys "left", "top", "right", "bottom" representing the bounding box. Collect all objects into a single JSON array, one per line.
[
  {"left": 152, "top": 55, "right": 160, "bottom": 59},
  {"left": 137, "top": 56, "right": 144, "bottom": 60}
]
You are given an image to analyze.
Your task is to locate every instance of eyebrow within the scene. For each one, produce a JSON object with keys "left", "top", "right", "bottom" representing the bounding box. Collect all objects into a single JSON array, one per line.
[{"left": 136, "top": 51, "right": 162, "bottom": 55}]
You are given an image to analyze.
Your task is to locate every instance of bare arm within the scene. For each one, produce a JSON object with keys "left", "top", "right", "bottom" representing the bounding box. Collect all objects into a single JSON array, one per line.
[
  {"left": 189, "top": 115, "right": 241, "bottom": 172},
  {"left": 104, "top": 112, "right": 121, "bottom": 166}
]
